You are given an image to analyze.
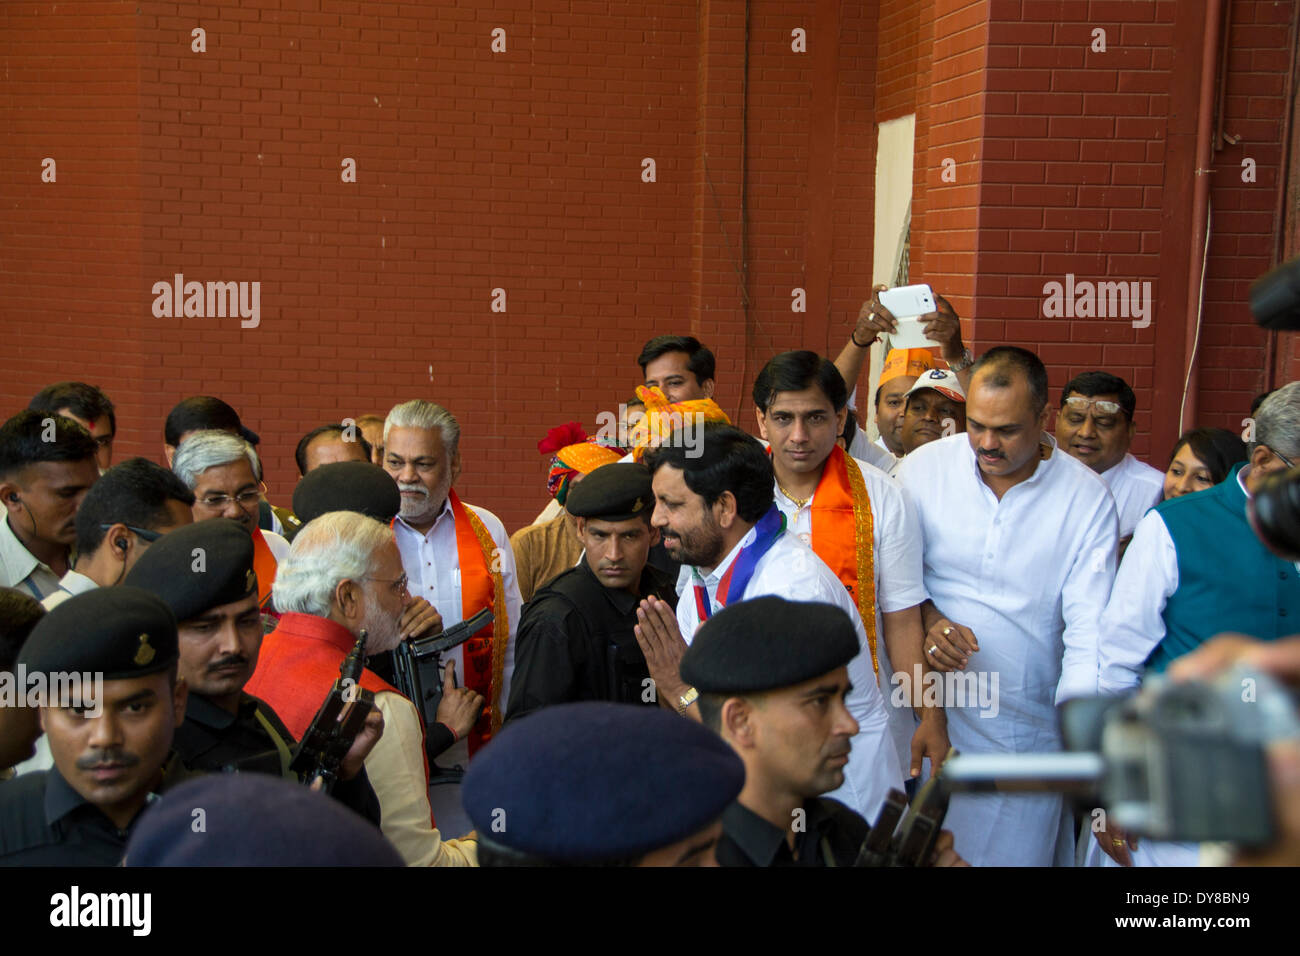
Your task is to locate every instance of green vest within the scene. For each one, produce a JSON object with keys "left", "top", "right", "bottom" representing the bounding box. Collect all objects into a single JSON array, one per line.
[{"left": 1147, "top": 464, "right": 1300, "bottom": 673}]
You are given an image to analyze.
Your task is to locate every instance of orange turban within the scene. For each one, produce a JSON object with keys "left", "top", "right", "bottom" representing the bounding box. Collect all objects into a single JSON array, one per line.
[
  {"left": 629, "top": 386, "right": 731, "bottom": 461},
  {"left": 538, "top": 422, "right": 623, "bottom": 501},
  {"left": 880, "top": 348, "right": 936, "bottom": 386}
]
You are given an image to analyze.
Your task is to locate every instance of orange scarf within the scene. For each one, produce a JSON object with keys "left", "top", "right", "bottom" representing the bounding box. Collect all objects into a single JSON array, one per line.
[
  {"left": 798, "top": 446, "right": 880, "bottom": 673},
  {"left": 251, "top": 527, "right": 278, "bottom": 610},
  {"left": 446, "top": 490, "right": 510, "bottom": 754}
]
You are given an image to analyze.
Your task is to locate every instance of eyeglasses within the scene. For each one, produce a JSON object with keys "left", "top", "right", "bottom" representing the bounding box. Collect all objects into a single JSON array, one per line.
[
  {"left": 1269, "top": 446, "right": 1296, "bottom": 469},
  {"left": 1063, "top": 396, "right": 1125, "bottom": 418},
  {"left": 365, "top": 573, "right": 410, "bottom": 597},
  {"left": 98, "top": 524, "right": 163, "bottom": 542},
  {"left": 92, "top": 435, "right": 114, "bottom": 449},
  {"left": 197, "top": 490, "right": 263, "bottom": 509}
]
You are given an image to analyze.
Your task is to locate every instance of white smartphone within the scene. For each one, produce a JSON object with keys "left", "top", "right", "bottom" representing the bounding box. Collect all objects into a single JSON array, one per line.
[
  {"left": 877, "top": 283, "right": 936, "bottom": 319},
  {"left": 878, "top": 284, "right": 939, "bottom": 348}
]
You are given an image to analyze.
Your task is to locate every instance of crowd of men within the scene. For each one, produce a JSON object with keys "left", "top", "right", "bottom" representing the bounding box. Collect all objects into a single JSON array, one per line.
[{"left": 0, "top": 286, "right": 1297, "bottom": 867}]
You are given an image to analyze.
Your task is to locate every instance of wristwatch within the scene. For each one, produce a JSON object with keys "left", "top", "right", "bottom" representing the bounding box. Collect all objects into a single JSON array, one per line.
[
  {"left": 946, "top": 348, "right": 975, "bottom": 372},
  {"left": 677, "top": 687, "right": 699, "bottom": 716}
]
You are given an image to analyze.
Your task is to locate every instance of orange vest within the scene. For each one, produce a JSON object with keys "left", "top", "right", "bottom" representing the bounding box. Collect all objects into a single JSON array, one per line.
[{"left": 244, "top": 611, "right": 433, "bottom": 819}]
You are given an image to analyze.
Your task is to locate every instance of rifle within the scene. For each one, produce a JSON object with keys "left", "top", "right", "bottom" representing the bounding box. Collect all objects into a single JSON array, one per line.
[
  {"left": 288, "top": 628, "right": 376, "bottom": 794},
  {"left": 390, "top": 608, "right": 493, "bottom": 777},
  {"left": 854, "top": 747, "right": 955, "bottom": 866}
]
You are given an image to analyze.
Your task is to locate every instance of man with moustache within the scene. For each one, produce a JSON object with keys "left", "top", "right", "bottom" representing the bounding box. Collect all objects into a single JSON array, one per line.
[
  {"left": 0, "top": 588, "right": 190, "bottom": 865},
  {"left": 126, "top": 519, "right": 382, "bottom": 821},
  {"left": 381, "top": 400, "right": 522, "bottom": 838},
  {"left": 683, "top": 597, "right": 967, "bottom": 867},
  {"left": 0, "top": 411, "right": 100, "bottom": 600},
  {"left": 634, "top": 424, "right": 904, "bottom": 823},
  {"left": 897, "top": 346, "right": 1117, "bottom": 866},
  {"left": 507, "top": 463, "right": 677, "bottom": 720},
  {"left": 1055, "top": 371, "right": 1163, "bottom": 541},
  {"left": 750, "top": 351, "right": 945, "bottom": 783},
  {"left": 246, "top": 510, "right": 478, "bottom": 865},
  {"left": 894, "top": 369, "right": 967, "bottom": 469},
  {"left": 638, "top": 335, "right": 717, "bottom": 403}
]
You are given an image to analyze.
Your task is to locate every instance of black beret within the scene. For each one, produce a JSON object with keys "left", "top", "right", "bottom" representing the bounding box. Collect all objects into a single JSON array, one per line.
[
  {"left": 565, "top": 462, "right": 653, "bottom": 522},
  {"left": 124, "top": 518, "right": 256, "bottom": 623},
  {"left": 680, "top": 596, "right": 860, "bottom": 694},
  {"left": 462, "top": 701, "right": 743, "bottom": 864},
  {"left": 292, "top": 461, "right": 401, "bottom": 525},
  {"left": 18, "top": 586, "right": 178, "bottom": 680},
  {"left": 125, "top": 773, "right": 403, "bottom": 866}
]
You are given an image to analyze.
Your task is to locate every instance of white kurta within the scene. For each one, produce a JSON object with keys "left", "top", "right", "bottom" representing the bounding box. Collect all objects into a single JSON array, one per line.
[
  {"left": 771, "top": 456, "right": 929, "bottom": 776},
  {"left": 1097, "top": 508, "right": 1180, "bottom": 695},
  {"left": 1088, "top": 470, "right": 1262, "bottom": 868},
  {"left": 394, "top": 496, "right": 522, "bottom": 837},
  {"left": 1100, "top": 452, "right": 1164, "bottom": 539},
  {"left": 676, "top": 527, "right": 905, "bottom": 822},
  {"left": 897, "top": 433, "right": 1119, "bottom": 866},
  {"left": 848, "top": 429, "right": 899, "bottom": 475}
]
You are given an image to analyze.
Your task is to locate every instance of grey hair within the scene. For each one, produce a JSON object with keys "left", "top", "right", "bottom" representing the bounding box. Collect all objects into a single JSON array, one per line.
[
  {"left": 272, "top": 511, "right": 395, "bottom": 616},
  {"left": 1253, "top": 381, "right": 1300, "bottom": 459},
  {"left": 383, "top": 400, "right": 460, "bottom": 455},
  {"left": 172, "top": 429, "right": 261, "bottom": 489}
]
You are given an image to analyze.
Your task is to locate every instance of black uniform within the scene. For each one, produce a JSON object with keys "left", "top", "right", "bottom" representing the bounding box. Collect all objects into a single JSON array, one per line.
[
  {"left": 176, "top": 691, "right": 297, "bottom": 776},
  {"left": 0, "top": 758, "right": 189, "bottom": 866},
  {"left": 714, "top": 797, "right": 868, "bottom": 867},
  {"left": 176, "top": 691, "right": 381, "bottom": 825},
  {"left": 506, "top": 561, "right": 678, "bottom": 721}
]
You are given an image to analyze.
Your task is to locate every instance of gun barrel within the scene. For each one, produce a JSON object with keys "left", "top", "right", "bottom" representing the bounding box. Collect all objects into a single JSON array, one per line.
[{"left": 940, "top": 752, "right": 1103, "bottom": 795}]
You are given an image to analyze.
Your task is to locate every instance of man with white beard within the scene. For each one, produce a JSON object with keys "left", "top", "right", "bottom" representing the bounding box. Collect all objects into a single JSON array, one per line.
[
  {"left": 245, "top": 510, "right": 478, "bottom": 866},
  {"left": 380, "top": 400, "right": 522, "bottom": 837}
]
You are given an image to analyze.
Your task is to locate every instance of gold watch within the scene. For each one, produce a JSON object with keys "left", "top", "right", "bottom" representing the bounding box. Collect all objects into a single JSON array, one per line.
[{"left": 677, "top": 687, "right": 699, "bottom": 716}]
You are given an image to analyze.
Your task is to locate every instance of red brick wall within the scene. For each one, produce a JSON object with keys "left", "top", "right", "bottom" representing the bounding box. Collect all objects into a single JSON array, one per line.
[
  {"left": 971, "top": 0, "right": 1295, "bottom": 463},
  {"left": 2, "top": 0, "right": 1294, "bottom": 533}
]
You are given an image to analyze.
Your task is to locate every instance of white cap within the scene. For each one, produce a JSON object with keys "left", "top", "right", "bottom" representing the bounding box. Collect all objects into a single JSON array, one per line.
[{"left": 904, "top": 368, "right": 966, "bottom": 404}]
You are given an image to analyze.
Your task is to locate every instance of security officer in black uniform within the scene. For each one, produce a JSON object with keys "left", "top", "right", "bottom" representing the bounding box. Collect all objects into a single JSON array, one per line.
[
  {"left": 681, "top": 597, "right": 968, "bottom": 868},
  {"left": 124, "top": 518, "right": 382, "bottom": 822},
  {"left": 505, "top": 463, "right": 678, "bottom": 722},
  {"left": 463, "top": 701, "right": 744, "bottom": 866},
  {"left": 0, "top": 587, "right": 191, "bottom": 865}
]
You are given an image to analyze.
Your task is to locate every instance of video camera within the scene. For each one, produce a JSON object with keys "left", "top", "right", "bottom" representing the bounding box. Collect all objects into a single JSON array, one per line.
[{"left": 938, "top": 667, "right": 1300, "bottom": 846}]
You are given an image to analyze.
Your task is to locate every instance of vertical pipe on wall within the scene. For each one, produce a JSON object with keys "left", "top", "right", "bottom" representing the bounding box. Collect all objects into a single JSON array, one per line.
[{"left": 1179, "top": 0, "right": 1225, "bottom": 431}]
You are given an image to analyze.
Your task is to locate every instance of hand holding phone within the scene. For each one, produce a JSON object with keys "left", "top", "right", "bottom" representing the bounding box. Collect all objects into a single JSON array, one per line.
[{"left": 878, "top": 284, "right": 940, "bottom": 348}]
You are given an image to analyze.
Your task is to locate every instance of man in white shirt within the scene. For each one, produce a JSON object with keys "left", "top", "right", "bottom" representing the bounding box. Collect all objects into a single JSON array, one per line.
[
  {"left": 751, "top": 350, "right": 946, "bottom": 781},
  {"left": 171, "top": 431, "right": 291, "bottom": 611},
  {"left": 42, "top": 458, "right": 195, "bottom": 611},
  {"left": 1055, "top": 371, "right": 1163, "bottom": 541},
  {"left": 634, "top": 423, "right": 904, "bottom": 822},
  {"left": 382, "top": 399, "right": 522, "bottom": 837},
  {"left": 898, "top": 347, "right": 1118, "bottom": 866},
  {"left": 0, "top": 411, "right": 101, "bottom": 601},
  {"left": 1090, "top": 382, "right": 1300, "bottom": 866}
]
